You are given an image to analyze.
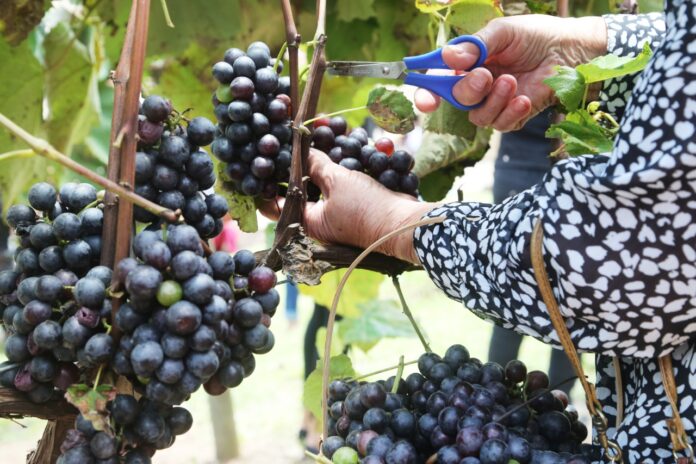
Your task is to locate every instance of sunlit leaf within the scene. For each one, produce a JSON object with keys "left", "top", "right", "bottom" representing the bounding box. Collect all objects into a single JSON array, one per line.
[
  {"left": 425, "top": 101, "right": 477, "bottom": 139},
  {"left": 367, "top": 87, "right": 416, "bottom": 134},
  {"left": 299, "top": 269, "right": 384, "bottom": 319},
  {"left": 576, "top": 42, "right": 652, "bottom": 84},
  {"left": 336, "top": 0, "right": 376, "bottom": 22},
  {"left": 217, "top": 168, "right": 258, "bottom": 233}
]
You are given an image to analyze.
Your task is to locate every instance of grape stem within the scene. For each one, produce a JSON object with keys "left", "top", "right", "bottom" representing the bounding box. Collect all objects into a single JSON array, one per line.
[
  {"left": 494, "top": 374, "right": 578, "bottom": 424},
  {"left": 0, "top": 149, "right": 35, "bottom": 162},
  {"left": 349, "top": 359, "right": 418, "bottom": 382},
  {"left": 0, "top": 113, "right": 180, "bottom": 224},
  {"left": 392, "top": 276, "right": 432, "bottom": 353},
  {"left": 391, "top": 355, "right": 406, "bottom": 394},
  {"left": 92, "top": 365, "right": 105, "bottom": 392},
  {"left": 273, "top": 42, "right": 288, "bottom": 74},
  {"left": 302, "top": 106, "right": 367, "bottom": 127},
  {"left": 159, "top": 0, "right": 175, "bottom": 27},
  {"left": 304, "top": 450, "right": 332, "bottom": 464}
]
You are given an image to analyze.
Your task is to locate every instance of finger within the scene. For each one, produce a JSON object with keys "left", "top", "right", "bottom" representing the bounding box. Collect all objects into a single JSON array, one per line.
[
  {"left": 467, "top": 74, "right": 517, "bottom": 127},
  {"left": 414, "top": 88, "right": 441, "bottom": 113},
  {"left": 442, "top": 18, "right": 511, "bottom": 70},
  {"left": 307, "top": 148, "right": 339, "bottom": 194},
  {"left": 451, "top": 68, "right": 494, "bottom": 107},
  {"left": 491, "top": 95, "right": 533, "bottom": 132},
  {"left": 257, "top": 196, "right": 285, "bottom": 220}
]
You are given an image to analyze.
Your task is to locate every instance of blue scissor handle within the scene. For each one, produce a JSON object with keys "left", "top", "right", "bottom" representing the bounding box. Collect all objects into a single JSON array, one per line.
[{"left": 402, "top": 35, "right": 488, "bottom": 111}]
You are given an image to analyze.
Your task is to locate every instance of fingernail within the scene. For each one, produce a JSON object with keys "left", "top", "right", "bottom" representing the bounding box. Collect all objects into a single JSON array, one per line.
[{"left": 469, "top": 74, "right": 487, "bottom": 92}]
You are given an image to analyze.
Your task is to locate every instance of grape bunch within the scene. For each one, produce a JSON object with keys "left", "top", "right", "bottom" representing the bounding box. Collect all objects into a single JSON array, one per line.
[
  {"left": 111, "top": 225, "right": 280, "bottom": 405},
  {"left": 209, "top": 41, "right": 293, "bottom": 198},
  {"left": 57, "top": 394, "right": 193, "bottom": 464},
  {"left": 0, "top": 182, "right": 116, "bottom": 403},
  {"left": 135, "top": 94, "right": 229, "bottom": 239},
  {"left": 322, "top": 344, "right": 590, "bottom": 464},
  {"left": 310, "top": 116, "right": 419, "bottom": 197}
]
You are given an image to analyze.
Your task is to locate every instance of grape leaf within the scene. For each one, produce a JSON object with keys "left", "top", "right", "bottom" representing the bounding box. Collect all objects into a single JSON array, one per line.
[
  {"left": 367, "top": 87, "right": 416, "bottom": 134},
  {"left": 425, "top": 101, "right": 477, "bottom": 139},
  {"left": 336, "top": 0, "right": 376, "bottom": 22},
  {"left": 0, "top": 37, "right": 47, "bottom": 209},
  {"left": 315, "top": 326, "right": 346, "bottom": 359},
  {"left": 543, "top": 66, "right": 585, "bottom": 112},
  {"left": 65, "top": 384, "right": 117, "bottom": 433},
  {"left": 299, "top": 269, "right": 384, "bottom": 319},
  {"left": 546, "top": 110, "right": 614, "bottom": 156},
  {"left": 338, "top": 300, "right": 416, "bottom": 352},
  {"left": 523, "top": 0, "right": 556, "bottom": 13},
  {"left": 576, "top": 42, "right": 652, "bottom": 84},
  {"left": 217, "top": 170, "right": 258, "bottom": 233},
  {"left": 415, "top": 0, "right": 466, "bottom": 13},
  {"left": 448, "top": 0, "right": 504, "bottom": 35},
  {"left": 302, "top": 354, "right": 357, "bottom": 427},
  {"left": 43, "top": 22, "right": 101, "bottom": 154}
]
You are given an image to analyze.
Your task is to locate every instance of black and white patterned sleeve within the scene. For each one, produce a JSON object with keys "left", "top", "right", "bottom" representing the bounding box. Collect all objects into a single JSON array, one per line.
[
  {"left": 600, "top": 13, "right": 665, "bottom": 121},
  {"left": 414, "top": 2, "right": 696, "bottom": 359}
]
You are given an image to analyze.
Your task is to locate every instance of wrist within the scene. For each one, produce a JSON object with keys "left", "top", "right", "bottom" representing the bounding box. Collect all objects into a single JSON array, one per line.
[{"left": 373, "top": 200, "right": 439, "bottom": 264}]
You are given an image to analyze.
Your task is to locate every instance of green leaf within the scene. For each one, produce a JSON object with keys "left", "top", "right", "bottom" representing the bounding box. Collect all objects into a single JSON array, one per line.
[
  {"left": 546, "top": 109, "right": 614, "bottom": 156},
  {"left": 217, "top": 170, "right": 258, "bottom": 233},
  {"left": 336, "top": 0, "right": 376, "bottom": 22},
  {"left": 0, "top": 37, "right": 47, "bottom": 209},
  {"left": 543, "top": 66, "right": 585, "bottom": 112},
  {"left": 315, "top": 326, "right": 346, "bottom": 359},
  {"left": 448, "top": 0, "right": 504, "bottom": 35},
  {"left": 43, "top": 22, "right": 101, "bottom": 154},
  {"left": 65, "top": 384, "right": 117, "bottom": 433},
  {"left": 638, "top": 0, "right": 663, "bottom": 11},
  {"left": 299, "top": 269, "right": 384, "bottom": 319},
  {"left": 302, "top": 354, "right": 357, "bottom": 426},
  {"left": 338, "top": 300, "right": 416, "bottom": 352},
  {"left": 424, "top": 101, "right": 477, "bottom": 139},
  {"left": 366, "top": 87, "right": 416, "bottom": 134},
  {"left": 576, "top": 42, "right": 652, "bottom": 84},
  {"left": 523, "top": 0, "right": 556, "bottom": 14}
]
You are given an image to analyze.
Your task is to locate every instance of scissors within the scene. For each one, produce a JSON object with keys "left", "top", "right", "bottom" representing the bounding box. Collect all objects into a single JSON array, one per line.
[{"left": 327, "top": 35, "right": 488, "bottom": 111}]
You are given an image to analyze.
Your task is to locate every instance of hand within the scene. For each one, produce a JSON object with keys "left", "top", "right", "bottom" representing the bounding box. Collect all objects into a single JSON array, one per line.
[
  {"left": 415, "top": 15, "right": 608, "bottom": 131},
  {"left": 260, "top": 149, "right": 437, "bottom": 263}
]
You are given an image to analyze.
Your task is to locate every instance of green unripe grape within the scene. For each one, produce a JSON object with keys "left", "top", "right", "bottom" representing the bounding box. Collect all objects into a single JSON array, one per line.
[
  {"left": 331, "top": 447, "right": 358, "bottom": 464},
  {"left": 216, "top": 85, "right": 233, "bottom": 103},
  {"left": 157, "top": 280, "right": 182, "bottom": 307}
]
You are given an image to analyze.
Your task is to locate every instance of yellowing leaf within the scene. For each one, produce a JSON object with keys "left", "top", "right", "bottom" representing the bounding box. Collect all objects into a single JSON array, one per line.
[
  {"left": 367, "top": 87, "right": 416, "bottom": 134},
  {"left": 299, "top": 269, "right": 384, "bottom": 318}
]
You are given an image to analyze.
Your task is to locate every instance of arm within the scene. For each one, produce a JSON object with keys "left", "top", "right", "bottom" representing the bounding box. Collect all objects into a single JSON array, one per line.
[
  {"left": 600, "top": 13, "right": 666, "bottom": 121},
  {"left": 414, "top": 7, "right": 693, "bottom": 358}
]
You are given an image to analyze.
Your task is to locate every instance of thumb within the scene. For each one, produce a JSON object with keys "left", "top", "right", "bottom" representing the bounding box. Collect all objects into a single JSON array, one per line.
[{"left": 441, "top": 19, "right": 510, "bottom": 70}]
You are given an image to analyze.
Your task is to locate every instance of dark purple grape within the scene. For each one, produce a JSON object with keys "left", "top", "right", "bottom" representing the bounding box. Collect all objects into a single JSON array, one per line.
[
  {"left": 328, "top": 146, "right": 343, "bottom": 163},
  {"left": 378, "top": 169, "right": 399, "bottom": 190},
  {"left": 329, "top": 117, "right": 347, "bottom": 136},
  {"left": 389, "top": 150, "right": 414, "bottom": 173},
  {"left": 28, "top": 182, "right": 58, "bottom": 211},
  {"left": 368, "top": 151, "right": 389, "bottom": 176},
  {"left": 399, "top": 173, "right": 419, "bottom": 195},
  {"left": 142, "top": 95, "right": 171, "bottom": 122},
  {"left": 223, "top": 47, "right": 245, "bottom": 65},
  {"left": 266, "top": 99, "right": 288, "bottom": 123},
  {"left": 241, "top": 174, "right": 262, "bottom": 196},
  {"left": 227, "top": 100, "right": 252, "bottom": 122},
  {"left": 166, "top": 301, "right": 202, "bottom": 335},
  {"left": 255, "top": 67, "right": 278, "bottom": 94},
  {"left": 230, "top": 75, "right": 255, "bottom": 99},
  {"left": 250, "top": 157, "right": 275, "bottom": 179},
  {"left": 139, "top": 118, "right": 164, "bottom": 145},
  {"left": 232, "top": 56, "right": 256, "bottom": 79}
]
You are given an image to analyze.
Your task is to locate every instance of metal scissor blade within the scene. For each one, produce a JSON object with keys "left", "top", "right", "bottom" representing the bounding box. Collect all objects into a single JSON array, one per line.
[{"left": 327, "top": 61, "right": 407, "bottom": 80}]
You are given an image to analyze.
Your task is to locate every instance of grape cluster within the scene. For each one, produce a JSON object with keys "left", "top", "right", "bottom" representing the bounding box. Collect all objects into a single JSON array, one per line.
[
  {"left": 323, "top": 345, "right": 590, "bottom": 464},
  {"left": 135, "top": 95, "right": 229, "bottom": 239},
  {"left": 0, "top": 182, "right": 114, "bottom": 403},
  {"left": 209, "top": 41, "right": 293, "bottom": 198},
  {"left": 112, "top": 225, "right": 280, "bottom": 405},
  {"left": 57, "top": 394, "right": 193, "bottom": 464},
  {"left": 311, "top": 116, "right": 419, "bottom": 197}
]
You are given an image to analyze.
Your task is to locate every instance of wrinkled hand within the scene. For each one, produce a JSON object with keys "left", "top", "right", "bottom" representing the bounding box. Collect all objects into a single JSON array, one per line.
[
  {"left": 260, "top": 149, "right": 437, "bottom": 263},
  {"left": 415, "top": 15, "right": 607, "bottom": 131}
]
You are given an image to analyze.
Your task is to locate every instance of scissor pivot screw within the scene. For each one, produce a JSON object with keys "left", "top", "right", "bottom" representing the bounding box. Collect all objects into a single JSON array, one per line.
[{"left": 382, "top": 66, "right": 390, "bottom": 75}]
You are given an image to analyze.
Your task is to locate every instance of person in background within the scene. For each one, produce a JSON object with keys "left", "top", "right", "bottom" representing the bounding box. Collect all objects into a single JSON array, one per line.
[{"left": 487, "top": 109, "right": 577, "bottom": 396}]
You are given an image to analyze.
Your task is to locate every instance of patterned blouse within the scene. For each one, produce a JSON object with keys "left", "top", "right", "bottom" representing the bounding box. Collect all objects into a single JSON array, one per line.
[{"left": 414, "top": 2, "right": 695, "bottom": 462}]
